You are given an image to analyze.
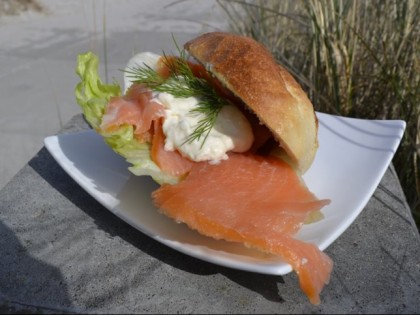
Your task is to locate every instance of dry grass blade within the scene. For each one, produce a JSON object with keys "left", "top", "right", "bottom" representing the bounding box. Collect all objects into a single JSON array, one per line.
[{"left": 217, "top": 0, "right": 420, "bottom": 229}]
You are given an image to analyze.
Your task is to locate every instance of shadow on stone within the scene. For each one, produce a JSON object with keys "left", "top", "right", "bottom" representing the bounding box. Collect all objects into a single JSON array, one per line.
[
  {"left": 0, "top": 220, "right": 74, "bottom": 313},
  {"left": 28, "top": 146, "right": 286, "bottom": 303}
]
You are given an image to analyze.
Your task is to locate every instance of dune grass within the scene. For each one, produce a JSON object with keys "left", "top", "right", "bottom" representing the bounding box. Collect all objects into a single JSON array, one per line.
[{"left": 217, "top": 0, "right": 420, "bottom": 229}]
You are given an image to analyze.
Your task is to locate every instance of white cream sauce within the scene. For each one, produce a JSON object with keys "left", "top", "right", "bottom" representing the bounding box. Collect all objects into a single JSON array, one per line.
[{"left": 124, "top": 52, "right": 254, "bottom": 164}]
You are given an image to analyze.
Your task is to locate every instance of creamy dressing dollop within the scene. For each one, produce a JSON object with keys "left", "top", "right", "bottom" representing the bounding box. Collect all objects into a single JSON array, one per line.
[{"left": 124, "top": 52, "right": 254, "bottom": 164}]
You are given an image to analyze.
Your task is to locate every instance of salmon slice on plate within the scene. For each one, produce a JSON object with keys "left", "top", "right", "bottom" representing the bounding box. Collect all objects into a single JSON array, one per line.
[{"left": 153, "top": 153, "right": 332, "bottom": 305}]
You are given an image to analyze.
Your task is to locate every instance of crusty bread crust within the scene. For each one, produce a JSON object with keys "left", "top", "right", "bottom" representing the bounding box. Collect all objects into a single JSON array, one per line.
[{"left": 184, "top": 32, "right": 318, "bottom": 173}]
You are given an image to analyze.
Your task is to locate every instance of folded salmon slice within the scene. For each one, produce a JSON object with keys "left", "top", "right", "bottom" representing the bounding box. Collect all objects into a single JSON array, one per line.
[
  {"left": 100, "top": 84, "right": 165, "bottom": 142},
  {"left": 151, "top": 119, "right": 194, "bottom": 177},
  {"left": 99, "top": 79, "right": 193, "bottom": 178},
  {"left": 152, "top": 153, "right": 332, "bottom": 304}
]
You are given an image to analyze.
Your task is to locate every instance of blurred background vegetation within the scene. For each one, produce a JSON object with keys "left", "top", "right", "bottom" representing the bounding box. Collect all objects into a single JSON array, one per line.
[
  {"left": 217, "top": 0, "right": 420, "bottom": 229},
  {"left": 0, "top": 0, "right": 42, "bottom": 16}
]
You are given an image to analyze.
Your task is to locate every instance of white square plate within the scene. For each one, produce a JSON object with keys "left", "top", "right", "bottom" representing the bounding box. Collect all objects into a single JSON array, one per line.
[{"left": 44, "top": 112, "right": 406, "bottom": 275}]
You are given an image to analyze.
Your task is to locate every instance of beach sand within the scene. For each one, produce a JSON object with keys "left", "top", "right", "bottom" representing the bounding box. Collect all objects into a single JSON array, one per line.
[{"left": 0, "top": 0, "right": 228, "bottom": 189}]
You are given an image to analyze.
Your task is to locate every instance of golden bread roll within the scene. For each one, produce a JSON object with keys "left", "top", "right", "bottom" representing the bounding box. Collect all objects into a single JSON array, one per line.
[{"left": 184, "top": 32, "right": 319, "bottom": 173}]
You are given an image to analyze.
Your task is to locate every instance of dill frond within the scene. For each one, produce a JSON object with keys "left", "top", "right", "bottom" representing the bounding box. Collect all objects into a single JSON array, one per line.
[{"left": 125, "top": 49, "right": 227, "bottom": 147}]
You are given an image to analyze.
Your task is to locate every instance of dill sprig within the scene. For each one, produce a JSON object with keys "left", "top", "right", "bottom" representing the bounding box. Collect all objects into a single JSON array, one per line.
[{"left": 125, "top": 49, "right": 226, "bottom": 147}]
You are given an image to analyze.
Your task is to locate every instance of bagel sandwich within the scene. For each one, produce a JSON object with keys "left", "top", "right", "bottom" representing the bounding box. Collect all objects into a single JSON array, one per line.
[{"left": 75, "top": 32, "right": 331, "bottom": 305}]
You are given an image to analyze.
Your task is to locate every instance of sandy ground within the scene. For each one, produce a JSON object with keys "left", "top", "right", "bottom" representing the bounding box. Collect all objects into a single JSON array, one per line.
[{"left": 0, "top": 0, "right": 228, "bottom": 189}]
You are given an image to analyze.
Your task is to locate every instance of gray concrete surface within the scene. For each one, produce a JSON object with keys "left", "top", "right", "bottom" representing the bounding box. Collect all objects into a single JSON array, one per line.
[
  {"left": 1, "top": 114, "right": 419, "bottom": 313},
  {"left": 0, "top": 0, "right": 227, "bottom": 190}
]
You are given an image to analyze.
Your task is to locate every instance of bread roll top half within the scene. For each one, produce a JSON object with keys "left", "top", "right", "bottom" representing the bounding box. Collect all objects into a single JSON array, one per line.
[{"left": 184, "top": 32, "right": 318, "bottom": 174}]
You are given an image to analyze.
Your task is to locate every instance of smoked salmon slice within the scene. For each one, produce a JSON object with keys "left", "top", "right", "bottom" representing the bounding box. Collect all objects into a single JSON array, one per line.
[
  {"left": 151, "top": 119, "right": 194, "bottom": 177},
  {"left": 99, "top": 80, "right": 194, "bottom": 178},
  {"left": 100, "top": 84, "right": 165, "bottom": 142},
  {"left": 152, "top": 153, "right": 332, "bottom": 304}
]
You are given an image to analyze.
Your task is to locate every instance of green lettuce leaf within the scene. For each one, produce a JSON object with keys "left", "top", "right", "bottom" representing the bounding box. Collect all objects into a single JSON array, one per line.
[
  {"left": 75, "top": 52, "right": 120, "bottom": 129},
  {"left": 75, "top": 52, "right": 178, "bottom": 185}
]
